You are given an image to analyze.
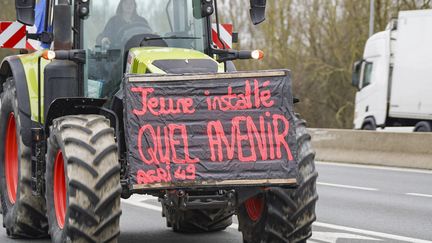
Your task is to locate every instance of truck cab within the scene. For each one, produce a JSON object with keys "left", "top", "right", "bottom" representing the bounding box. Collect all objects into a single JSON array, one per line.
[
  {"left": 353, "top": 10, "right": 432, "bottom": 131},
  {"left": 352, "top": 29, "right": 392, "bottom": 130}
]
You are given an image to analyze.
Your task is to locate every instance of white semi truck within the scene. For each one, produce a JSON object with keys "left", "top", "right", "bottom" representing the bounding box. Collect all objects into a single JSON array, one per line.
[{"left": 352, "top": 9, "right": 432, "bottom": 132}]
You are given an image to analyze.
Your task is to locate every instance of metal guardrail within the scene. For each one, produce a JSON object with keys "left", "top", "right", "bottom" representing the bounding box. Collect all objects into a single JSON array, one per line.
[{"left": 309, "top": 129, "right": 432, "bottom": 170}]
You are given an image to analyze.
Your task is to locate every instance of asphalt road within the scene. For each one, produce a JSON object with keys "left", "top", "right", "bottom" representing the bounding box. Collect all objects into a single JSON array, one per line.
[
  {"left": 315, "top": 162, "right": 432, "bottom": 241},
  {"left": 0, "top": 162, "right": 431, "bottom": 243}
]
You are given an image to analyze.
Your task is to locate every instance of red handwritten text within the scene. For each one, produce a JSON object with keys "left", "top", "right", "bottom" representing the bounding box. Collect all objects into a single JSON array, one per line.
[
  {"left": 131, "top": 87, "right": 195, "bottom": 116},
  {"left": 205, "top": 80, "right": 274, "bottom": 111},
  {"left": 207, "top": 113, "right": 293, "bottom": 162},
  {"left": 137, "top": 123, "right": 200, "bottom": 165},
  {"left": 136, "top": 164, "right": 196, "bottom": 184}
]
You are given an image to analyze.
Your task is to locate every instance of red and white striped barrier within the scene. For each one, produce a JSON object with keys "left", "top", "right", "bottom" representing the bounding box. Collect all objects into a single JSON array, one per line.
[
  {"left": 0, "top": 21, "right": 27, "bottom": 49},
  {"left": 212, "top": 23, "right": 233, "bottom": 49},
  {"left": 0, "top": 21, "right": 41, "bottom": 50}
]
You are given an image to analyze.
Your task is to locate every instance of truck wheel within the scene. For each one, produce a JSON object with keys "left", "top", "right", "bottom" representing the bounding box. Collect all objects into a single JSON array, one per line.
[
  {"left": 164, "top": 206, "right": 233, "bottom": 233},
  {"left": 362, "top": 123, "right": 376, "bottom": 130},
  {"left": 0, "top": 78, "right": 48, "bottom": 238},
  {"left": 237, "top": 118, "right": 318, "bottom": 243},
  {"left": 361, "top": 118, "right": 376, "bottom": 130},
  {"left": 46, "top": 115, "right": 121, "bottom": 242},
  {"left": 414, "top": 121, "right": 432, "bottom": 132}
]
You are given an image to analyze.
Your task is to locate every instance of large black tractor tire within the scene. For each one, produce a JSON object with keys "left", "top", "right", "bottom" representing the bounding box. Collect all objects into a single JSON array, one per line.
[
  {"left": 163, "top": 205, "right": 233, "bottom": 233},
  {"left": 237, "top": 118, "right": 318, "bottom": 243},
  {"left": 0, "top": 78, "right": 48, "bottom": 238},
  {"left": 46, "top": 114, "right": 121, "bottom": 242}
]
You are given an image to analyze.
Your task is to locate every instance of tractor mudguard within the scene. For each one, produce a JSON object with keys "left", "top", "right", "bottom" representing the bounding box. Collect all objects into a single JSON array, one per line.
[
  {"left": 44, "top": 97, "right": 119, "bottom": 140},
  {"left": 111, "top": 88, "right": 127, "bottom": 156},
  {"left": 0, "top": 56, "right": 34, "bottom": 147}
]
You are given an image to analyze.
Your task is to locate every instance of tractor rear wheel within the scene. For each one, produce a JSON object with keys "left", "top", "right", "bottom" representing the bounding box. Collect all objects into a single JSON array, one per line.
[
  {"left": 0, "top": 78, "right": 48, "bottom": 238},
  {"left": 237, "top": 118, "right": 318, "bottom": 243},
  {"left": 46, "top": 115, "right": 121, "bottom": 242},
  {"left": 163, "top": 206, "right": 233, "bottom": 233}
]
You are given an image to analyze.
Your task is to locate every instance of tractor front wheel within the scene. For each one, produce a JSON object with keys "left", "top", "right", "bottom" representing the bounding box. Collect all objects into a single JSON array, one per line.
[{"left": 46, "top": 114, "right": 121, "bottom": 242}]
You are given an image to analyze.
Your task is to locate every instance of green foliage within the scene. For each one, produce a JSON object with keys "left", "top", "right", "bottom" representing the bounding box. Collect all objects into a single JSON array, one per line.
[{"left": 221, "top": 0, "right": 431, "bottom": 128}]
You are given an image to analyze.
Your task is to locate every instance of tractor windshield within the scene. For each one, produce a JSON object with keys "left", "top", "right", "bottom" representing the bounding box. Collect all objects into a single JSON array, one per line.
[{"left": 83, "top": 0, "right": 206, "bottom": 98}]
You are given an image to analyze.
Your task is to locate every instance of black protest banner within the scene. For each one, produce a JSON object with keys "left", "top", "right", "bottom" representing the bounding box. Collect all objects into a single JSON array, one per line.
[{"left": 124, "top": 70, "right": 298, "bottom": 189}]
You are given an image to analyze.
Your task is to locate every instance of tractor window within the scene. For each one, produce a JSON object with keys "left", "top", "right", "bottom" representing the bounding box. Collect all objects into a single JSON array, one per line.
[{"left": 83, "top": 0, "right": 205, "bottom": 98}]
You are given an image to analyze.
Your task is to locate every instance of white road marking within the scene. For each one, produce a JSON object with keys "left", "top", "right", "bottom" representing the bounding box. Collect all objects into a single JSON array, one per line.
[
  {"left": 314, "top": 222, "right": 432, "bottom": 243},
  {"left": 406, "top": 193, "right": 432, "bottom": 198},
  {"left": 122, "top": 199, "right": 162, "bottom": 212},
  {"left": 122, "top": 198, "right": 241, "bottom": 230},
  {"left": 123, "top": 198, "right": 432, "bottom": 243},
  {"left": 317, "top": 182, "right": 379, "bottom": 191},
  {"left": 311, "top": 231, "right": 382, "bottom": 242},
  {"left": 317, "top": 161, "right": 432, "bottom": 174}
]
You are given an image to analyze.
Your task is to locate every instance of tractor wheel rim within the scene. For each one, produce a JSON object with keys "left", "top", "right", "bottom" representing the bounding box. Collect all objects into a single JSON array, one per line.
[
  {"left": 245, "top": 196, "right": 264, "bottom": 221},
  {"left": 5, "top": 113, "right": 18, "bottom": 204},
  {"left": 54, "top": 150, "right": 67, "bottom": 229}
]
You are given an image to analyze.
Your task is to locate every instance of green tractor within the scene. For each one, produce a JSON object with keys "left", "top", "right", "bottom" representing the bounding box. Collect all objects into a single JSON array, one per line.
[{"left": 0, "top": 0, "right": 318, "bottom": 242}]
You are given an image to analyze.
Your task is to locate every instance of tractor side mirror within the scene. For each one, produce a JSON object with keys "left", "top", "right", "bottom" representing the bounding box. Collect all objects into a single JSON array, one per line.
[
  {"left": 249, "top": 0, "right": 266, "bottom": 25},
  {"left": 352, "top": 60, "right": 363, "bottom": 90},
  {"left": 53, "top": 4, "right": 72, "bottom": 50},
  {"left": 15, "top": 0, "right": 36, "bottom": 26},
  {"left": 193, "top": 0, "right": 214, "bottom": 19}
]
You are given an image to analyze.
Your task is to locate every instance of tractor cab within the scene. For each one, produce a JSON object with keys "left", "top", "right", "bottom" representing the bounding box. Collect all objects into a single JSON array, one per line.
[
  {"left": 83, "top": 0, "right": 211, "bottom": 98},
  {"left": 8, "top": 0, "right": 266, "bottom": 100}
]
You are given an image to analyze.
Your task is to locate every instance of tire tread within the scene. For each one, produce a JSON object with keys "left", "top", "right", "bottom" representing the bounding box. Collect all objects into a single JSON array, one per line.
[{"left": 46, "top": 115, "right": 121, "bottom": 242}]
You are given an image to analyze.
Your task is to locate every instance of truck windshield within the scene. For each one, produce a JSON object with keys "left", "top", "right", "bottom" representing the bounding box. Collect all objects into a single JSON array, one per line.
[{"left": 83, "top": 0, "right": 206, "bottom": 98}]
